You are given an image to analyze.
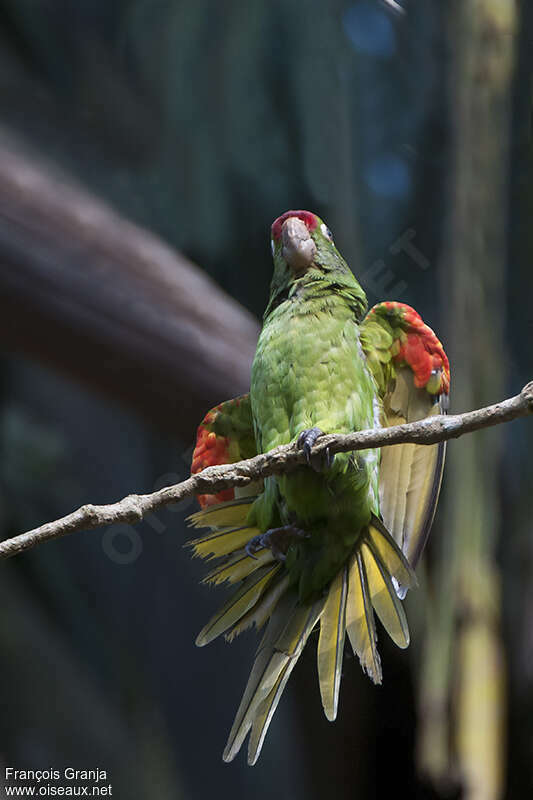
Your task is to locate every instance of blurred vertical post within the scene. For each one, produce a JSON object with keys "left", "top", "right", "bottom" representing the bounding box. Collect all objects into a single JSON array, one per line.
[{"left": 417, "top": 1, "right": 516, "bottom": 798}]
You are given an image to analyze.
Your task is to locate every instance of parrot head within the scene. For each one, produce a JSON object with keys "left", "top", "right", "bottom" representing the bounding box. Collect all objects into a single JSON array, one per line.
[{"left": 266, "top": 209, "right": 367, "bottom": 319}]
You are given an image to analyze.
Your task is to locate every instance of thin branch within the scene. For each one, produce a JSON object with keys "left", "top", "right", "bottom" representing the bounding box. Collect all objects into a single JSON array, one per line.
[{"left": 1, "top": 382, "right": 532, "bottom": 561}]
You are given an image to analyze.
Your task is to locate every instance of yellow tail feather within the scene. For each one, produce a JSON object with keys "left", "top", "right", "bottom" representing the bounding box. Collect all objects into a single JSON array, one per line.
[
  {"left": 247, "top": 661, "right": 294, "bottom": 765},
  {"left": 195, "top": 564, "right": 281, "bottom": 647},
  {"left": 317, "top": 566, "right": 348, "bottom": 721},
  {"left": 187, "top": 497, "right": 255, "bottom": 529},
  {"left": 247, "top": 598, "right": 325, "bottom": 766},
  {"left": 223, "top": 594, "right": 324, "bottom": 764},
  {"left": 362, "top": 541, "right": 410, "bottom": 649},
  {"left": 226, "top": 574, "right": 291, "bottom": 641},
  {"left": 188, "top": 526, "right": 259, "bottom": 560},
  {"left": 219, "top": 519, "right": 413, "bottom": 761},
  {"left": 368, "top": 516, "right": 417, "bottom": 594},
  {"left": 203, "top": 548, "right": 274, "bottom": 586},
  {"left": 188, "top": 496, "right": 415, "bottom": 760},
  {"left": 222, "top": 592, "right": 299, "bottom": 762},
  {"left": 346, "top": 550, "right": 382, "bottom": 684}
]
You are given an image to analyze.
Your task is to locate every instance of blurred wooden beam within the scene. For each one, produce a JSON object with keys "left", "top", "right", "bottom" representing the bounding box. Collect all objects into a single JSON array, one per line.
[
  {"left": 0, "top": 131, "right": 260, "bottom": 439},
  {"left": 418, "top": 3, "right": 516, "bottom": 798}
]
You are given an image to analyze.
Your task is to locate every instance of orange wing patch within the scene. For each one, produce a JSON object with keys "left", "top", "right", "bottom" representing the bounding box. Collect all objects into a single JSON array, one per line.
[
  {"left": 373, "top": 302, "right": 450, "bottom": 397},
  {"left": 192, "top": 408, "right": 234, "bottom": 508}
]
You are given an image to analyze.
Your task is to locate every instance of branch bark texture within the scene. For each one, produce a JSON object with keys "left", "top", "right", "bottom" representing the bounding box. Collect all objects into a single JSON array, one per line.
[{"left": 1, "top": 382, "right": 532, "bottom": 561}]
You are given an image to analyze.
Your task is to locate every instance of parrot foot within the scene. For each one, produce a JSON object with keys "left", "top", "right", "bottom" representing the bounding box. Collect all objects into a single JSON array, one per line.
[
  {"left": 245, "top": 525, "right": 310, "bottom": 562},
  {"left": 297, "top": 427, "right": 334, "bottom": 472}
]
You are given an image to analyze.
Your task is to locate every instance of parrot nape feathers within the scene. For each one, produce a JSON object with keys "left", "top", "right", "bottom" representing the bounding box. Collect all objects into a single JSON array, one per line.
[{"left": 188, "top": 210, "right": 450, "bottom": 765}]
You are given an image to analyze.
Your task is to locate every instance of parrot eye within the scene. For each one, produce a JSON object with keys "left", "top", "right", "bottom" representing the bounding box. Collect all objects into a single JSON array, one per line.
[{"left": 321, "top": 223, "right": 333, "bottom": 242}]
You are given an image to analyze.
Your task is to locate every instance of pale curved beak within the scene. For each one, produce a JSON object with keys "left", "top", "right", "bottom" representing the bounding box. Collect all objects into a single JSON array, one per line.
[{"left": 281, "top": 217, "right": 317, "bottom": 271}]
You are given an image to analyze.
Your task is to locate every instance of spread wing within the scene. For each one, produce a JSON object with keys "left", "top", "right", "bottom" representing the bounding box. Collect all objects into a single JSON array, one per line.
[
  {"left": 360, "top": 302, "right": 450, "bottom": 574},
  {"left": 191, "top": 394, "right": 259, "bottom": 508}
]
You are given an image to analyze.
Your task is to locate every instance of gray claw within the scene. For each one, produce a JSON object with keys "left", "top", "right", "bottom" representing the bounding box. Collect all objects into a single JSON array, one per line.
[
  {"left": 297, "top": 427, "right": 324, "bottom": 462},
  {"left": 245, "top": 535, "right": 263, "bottom": 560},
  {"left": 245, "top": 525, "right": 310, "bottom": 563},
  {"left": 297, "top": 427, "right": 334, "bottom": 472}
]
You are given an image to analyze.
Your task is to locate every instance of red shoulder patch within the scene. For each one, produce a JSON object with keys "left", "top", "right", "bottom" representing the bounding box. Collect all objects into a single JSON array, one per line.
[
  {"left": 271, "top": 210, "right": 319, "bottom": 241},
  {"left": 191, "top": 407, "right": 234, "bottom": 508},
  {"left": 372, "top": 301, "right": 450, "bottom": 395}
]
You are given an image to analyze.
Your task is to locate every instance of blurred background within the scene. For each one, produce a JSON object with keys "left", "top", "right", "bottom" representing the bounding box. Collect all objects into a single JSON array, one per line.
[{"left": 0, "top": 0, "right": 531, "bottom": 797}]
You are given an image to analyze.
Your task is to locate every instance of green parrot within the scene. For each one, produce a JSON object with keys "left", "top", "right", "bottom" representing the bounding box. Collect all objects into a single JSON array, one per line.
[{"left": 188, "top": 210, "right": 450, "bottom": 764}]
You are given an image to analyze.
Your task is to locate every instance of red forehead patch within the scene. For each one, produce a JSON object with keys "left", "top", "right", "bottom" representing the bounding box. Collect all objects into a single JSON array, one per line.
[{"left": 271, "top": 210, "right": 319, "bottom": 241}]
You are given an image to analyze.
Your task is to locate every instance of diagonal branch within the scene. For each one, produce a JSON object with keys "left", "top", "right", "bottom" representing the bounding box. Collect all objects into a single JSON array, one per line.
[
  {"left": 1, "top": 382, "right": 532, "bottom": 561},
  {"left": 0, "top": 130, "right": 259, "bottom": 436}
]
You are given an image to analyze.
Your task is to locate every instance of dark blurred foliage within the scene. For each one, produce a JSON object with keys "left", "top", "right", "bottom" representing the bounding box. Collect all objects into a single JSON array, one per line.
[{"left": 0, "top": 1, "right": 531, "bottom": 798}]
